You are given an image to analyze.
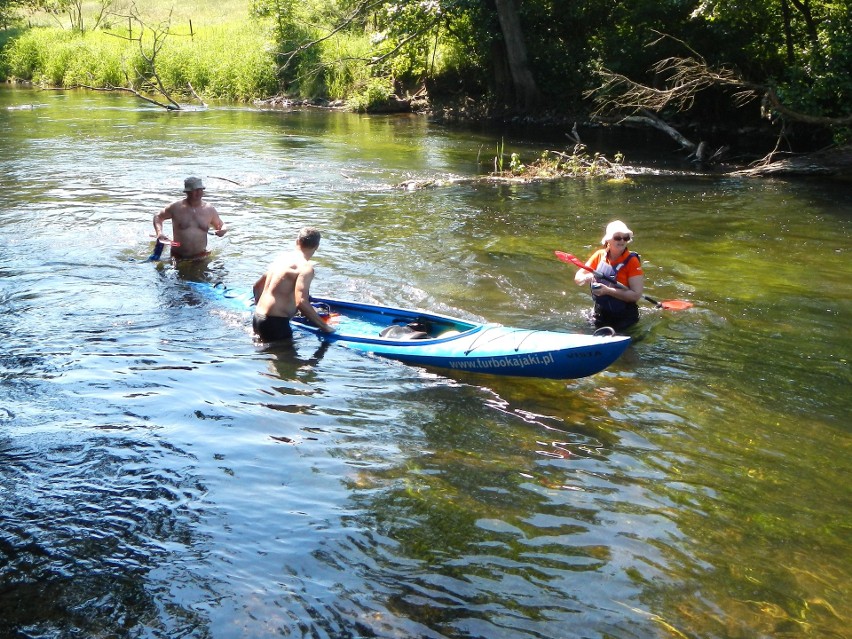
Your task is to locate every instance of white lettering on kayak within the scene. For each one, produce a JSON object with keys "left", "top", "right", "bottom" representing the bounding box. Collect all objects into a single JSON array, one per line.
[{"left": 447, "top": 353, "right": 555, "bottom": 371}]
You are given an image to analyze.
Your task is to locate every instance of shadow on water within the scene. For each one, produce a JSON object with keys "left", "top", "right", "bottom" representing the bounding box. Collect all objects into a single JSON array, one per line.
[{"left": 0, "top": 432, "right": 217, "bottom": 637}]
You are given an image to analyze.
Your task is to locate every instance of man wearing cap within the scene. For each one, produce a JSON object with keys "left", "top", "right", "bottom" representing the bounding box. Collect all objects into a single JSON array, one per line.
[
  {"left": 573, "top": 220, "right": 644, "bottom": 331},
  {"left": 152, "top": 177, "right": 228, "bottom": 260}
]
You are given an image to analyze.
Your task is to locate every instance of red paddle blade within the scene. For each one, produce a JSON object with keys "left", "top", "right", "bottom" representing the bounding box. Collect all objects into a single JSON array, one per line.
[
  {"left": 554, "top": 250, "right": 577, "bottom": 265},
  {"left": 660, "top": 300, "right": 693, "bottom": 310}
]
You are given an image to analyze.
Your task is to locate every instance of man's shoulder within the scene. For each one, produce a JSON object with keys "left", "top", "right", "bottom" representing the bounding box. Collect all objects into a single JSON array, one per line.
[
  {"left": 270, "top": 252, "right": 312, "bottom": 271},
  {"left": 167, "top": 198, "right": 191, "bottom": 212}
]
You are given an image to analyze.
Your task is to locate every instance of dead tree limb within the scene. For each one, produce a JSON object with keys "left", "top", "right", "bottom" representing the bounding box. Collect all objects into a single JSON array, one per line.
[
  {"left": 621, "top": 109, "right": 697, "bottom": 152},
  {"left": 103, "top": 4, "right": 183, "bottom": 110},
  {"left": 368, "top": 17, "right": 442, "bottom": 66},
  {"left": 277, "top": 0, "right": 386, "bottom": 73},
  {"left": 76, "top": 84, "right": 178, "bottom": 110},
  {"left": 586, "top": 52, "right": 852, "bottom": 165},
  {"left": 187, "top": 82, "right": 207, "bottom": 108},
  {"left": 587, "top": 55, "right": 852, "bottom": 128}
]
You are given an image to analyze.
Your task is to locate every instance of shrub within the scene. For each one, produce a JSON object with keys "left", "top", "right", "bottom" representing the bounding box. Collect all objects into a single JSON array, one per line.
[
  {"left": 319, "top": 32, "right": 372, "bottom": 101},
  {"left": 4, "top": 27, "right": 52, "bottom": 81},
  {"left": 347, "top": 76, "right": 393, "bottom": 112}
]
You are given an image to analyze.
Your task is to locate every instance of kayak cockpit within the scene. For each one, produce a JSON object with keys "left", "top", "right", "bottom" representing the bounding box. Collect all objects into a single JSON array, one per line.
[{"left": 292, "top": 297, "right": 482, "bottom": 345}]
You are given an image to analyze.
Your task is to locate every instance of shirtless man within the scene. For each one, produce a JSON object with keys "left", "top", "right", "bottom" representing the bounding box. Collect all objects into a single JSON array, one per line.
[
  {"left": 252, "top": 227, "right": 335, "bottom": 342},
  {"left": 152, "top": 177, "right": 227, "bottom": 260}
]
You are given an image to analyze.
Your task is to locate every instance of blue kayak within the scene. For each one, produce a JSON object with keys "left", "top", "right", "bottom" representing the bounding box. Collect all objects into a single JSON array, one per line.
[{"left": 191, "top": 283, "right": 631, "bottom": 379}]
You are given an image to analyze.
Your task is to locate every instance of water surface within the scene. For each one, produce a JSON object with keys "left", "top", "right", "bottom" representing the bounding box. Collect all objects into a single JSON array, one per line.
[{"left": 0, "top": 86, "right": 849, "bottom": 639}]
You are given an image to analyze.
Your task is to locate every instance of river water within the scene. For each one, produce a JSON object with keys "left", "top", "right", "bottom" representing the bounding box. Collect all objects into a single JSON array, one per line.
[{"left": 1, "top": 86, "right": 849, "bottom": 639}]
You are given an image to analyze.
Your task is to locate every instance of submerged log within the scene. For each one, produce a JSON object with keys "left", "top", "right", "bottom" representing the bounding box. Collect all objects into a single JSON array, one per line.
[{"left": 732, "top": 145, "right": 852, "bottom": 180}]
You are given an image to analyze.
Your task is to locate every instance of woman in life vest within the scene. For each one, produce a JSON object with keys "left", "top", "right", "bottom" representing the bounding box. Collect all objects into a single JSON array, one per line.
[{"left": 574, "top": 220, "right": 644, "bottom": 331}]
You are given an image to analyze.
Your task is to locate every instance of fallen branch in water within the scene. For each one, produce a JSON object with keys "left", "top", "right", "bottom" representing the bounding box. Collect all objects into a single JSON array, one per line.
[
  {"left": 396, "top": 144, "right": 627, "bottom": 190},
  {"left": 76, "top": 83, "right": 178, "bottom": 110},
  {"left": 207, "top": 175, "right": 242, "bottom": 185}
]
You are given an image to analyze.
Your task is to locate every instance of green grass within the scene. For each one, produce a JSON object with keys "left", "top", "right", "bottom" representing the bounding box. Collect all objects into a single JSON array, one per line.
[
  {"left": 4, "top": 0, "right": 276, "bottom": 99},
  {"left": 25, "top": 1, "right": 253, "bottom": 29},
  {"left": 1, "top": 0, "right": 455, "bottom": 106},
  {"left": 2, "top": 21, "right": 278, "bottom": 101}
]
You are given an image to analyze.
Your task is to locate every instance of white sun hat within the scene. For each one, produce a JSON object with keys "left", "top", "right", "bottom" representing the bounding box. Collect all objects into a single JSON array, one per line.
[{"left": 601, "top": 220, "right": 633, "bottom": 245}]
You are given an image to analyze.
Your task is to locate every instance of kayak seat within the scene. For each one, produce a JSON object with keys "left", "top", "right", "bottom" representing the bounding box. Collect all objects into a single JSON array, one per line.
[{"left": 379, "top": 325, "right": 429, "bottom": 340}]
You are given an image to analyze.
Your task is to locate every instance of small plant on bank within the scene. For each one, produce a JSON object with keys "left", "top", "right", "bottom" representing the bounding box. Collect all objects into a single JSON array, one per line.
[
  {"left": 509, "top": 152, "right": 525, "bottom": 173},
  {"left": 494, "top": 137, "right": 505, "bottom": 173},
  {"left": 491, "top": 144, "right": 625, "bottom": 180}
]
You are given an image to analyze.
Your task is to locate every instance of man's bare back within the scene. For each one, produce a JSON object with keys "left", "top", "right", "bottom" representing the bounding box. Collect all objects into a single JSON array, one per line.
[
  {"left": 153, "top": 177, "right": 227, "bottom": 259},
  {"left": 253, "top": 252, "right": 308, "bottom": 318},
  {"left": 252, "top": 227, "right": 333, "bottom": 342}
]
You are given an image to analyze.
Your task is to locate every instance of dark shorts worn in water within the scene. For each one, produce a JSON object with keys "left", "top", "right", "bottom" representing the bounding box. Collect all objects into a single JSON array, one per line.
[
  {"left": 253, "top": 313, "right": 293, "bottom": 342},
  {"left": 593, "top": 302, "right": 640, "bottom": 332}
]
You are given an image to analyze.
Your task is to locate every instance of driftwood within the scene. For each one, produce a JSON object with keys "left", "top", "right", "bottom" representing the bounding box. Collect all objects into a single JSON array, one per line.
[
  {"left": 593, "top": 109, "right": 728, "bottom": 165},
  {"left": 733, "top": 145, "right": 852, "bottom": 179},
  {"left": 76, "top": 83, "right": 179, "bottom": 110}
]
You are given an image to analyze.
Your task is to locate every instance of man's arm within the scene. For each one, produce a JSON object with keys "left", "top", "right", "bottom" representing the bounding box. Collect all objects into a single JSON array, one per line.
[
  {"left": 295, "top": 266, "right": 334, "bottom": 333},
  {"left": 153, "top": 205, "right": 173, "bottom": 242},
  {"left": 210, "top": 208, "right": 228, "bottom": 237},
  {"left": 253, "top": 273, "right": 267, "bottom": 304}
]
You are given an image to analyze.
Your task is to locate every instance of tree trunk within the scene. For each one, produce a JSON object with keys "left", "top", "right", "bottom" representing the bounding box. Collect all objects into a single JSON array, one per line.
[
  {"left": 492, "top": 0, "right": 540, "bottom": 110},
  {"left": 788, "top": 0, "right": 821, "bottom": 59}
]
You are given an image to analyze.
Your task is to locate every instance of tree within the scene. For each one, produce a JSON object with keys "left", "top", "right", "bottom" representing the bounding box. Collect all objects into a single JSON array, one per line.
[
  {"left": 253, "top": 0, "right": 542, "bottom": 110},
  {"left": 0, "top": 0, "right": 38, "bottom": 27},
  {"left": 584, "top": 0, "right": 852, "bottom": 158},
  {"left": 491, "top": 0, "right": 539, "bottom": 109}
]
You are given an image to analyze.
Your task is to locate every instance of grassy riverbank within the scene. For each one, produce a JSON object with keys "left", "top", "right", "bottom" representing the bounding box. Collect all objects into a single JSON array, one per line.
[
  {"left": 0, "top": 0, "right": 389, "bottom": 105},
  {"left": 2, "top": 24, "right": 278, "bottom": 101}
]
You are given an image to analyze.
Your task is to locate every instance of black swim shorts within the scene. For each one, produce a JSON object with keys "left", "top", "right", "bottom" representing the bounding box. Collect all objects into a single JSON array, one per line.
[{"left": 252, "top": 313, "right": 293, "bottom": 342}]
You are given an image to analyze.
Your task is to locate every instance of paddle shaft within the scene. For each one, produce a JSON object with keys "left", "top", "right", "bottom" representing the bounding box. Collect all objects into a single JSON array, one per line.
[
  {"left": 557, "top": 251, "right": 663, "bottom": 308},
  {"left": 147, "top": 231, "right": 221, "bottom": 261}
]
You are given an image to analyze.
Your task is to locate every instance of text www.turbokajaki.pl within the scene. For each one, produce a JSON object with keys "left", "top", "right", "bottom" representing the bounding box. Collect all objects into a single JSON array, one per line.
[{"left": 448, "top": 353, "right": 554, "bottom": 371}]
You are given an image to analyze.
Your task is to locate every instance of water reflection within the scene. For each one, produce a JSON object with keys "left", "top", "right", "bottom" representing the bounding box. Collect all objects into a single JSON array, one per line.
[
  {"left": 0, "top": 433, "right": 214, "bottom": 637},
  {"left": 262, "top": 339, "right": 330, "bottom": 381}
]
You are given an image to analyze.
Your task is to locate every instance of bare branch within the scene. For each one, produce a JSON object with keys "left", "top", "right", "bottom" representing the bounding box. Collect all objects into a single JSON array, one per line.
[
  {"left": 588, "top": 54, "right": 852, "bottom": 130},
  {"left": 75, "top": 83, "right": 177, "bottom": 110},
  {"left": 187, "top": 82, "right": 207, "bottom": 108},
  {"left": 762, "top": 86, "right": 852, "bottom": 126},
  {"left": 586, "top": 57, "right": 756, "bottom": 116},
  {"left": 645, "top": 29, "right": 706, "bottom": 62},
  {"left": 103, "top": 4, "right": 183, "bottom": 110},
  {"left": 277, "top": 0, "right": 386, "bottom": 73},
  {"left": 368, "top": 17, "right": 441, "bottom": 66}
]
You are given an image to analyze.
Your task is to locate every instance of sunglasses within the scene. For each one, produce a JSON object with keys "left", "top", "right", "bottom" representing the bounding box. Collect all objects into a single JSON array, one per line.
[{"left": 611, "top": 234, "right": 631, "bottom": 242}]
